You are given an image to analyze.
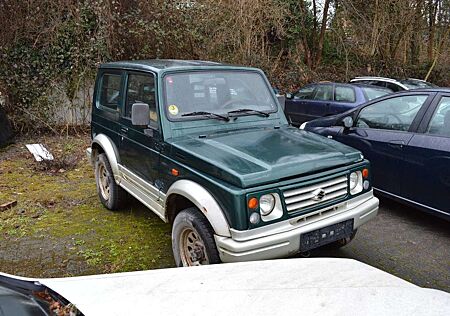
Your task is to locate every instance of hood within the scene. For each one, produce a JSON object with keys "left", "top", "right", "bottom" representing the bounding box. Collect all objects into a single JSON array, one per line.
[
  {"left": 3, "top": 258, "right": 449, "bottom": 316},
  {"left": 170, "top": 126, "right": 362, "bottom": 188}
]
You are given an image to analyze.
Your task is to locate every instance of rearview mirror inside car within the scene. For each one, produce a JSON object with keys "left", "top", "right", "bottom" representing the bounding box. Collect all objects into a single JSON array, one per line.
[
  {"left": 131, "top": 102, "right": 150, "bottom": 126},
  {"left": 342, "top": 116, "right": 354, "bottom": 129}
]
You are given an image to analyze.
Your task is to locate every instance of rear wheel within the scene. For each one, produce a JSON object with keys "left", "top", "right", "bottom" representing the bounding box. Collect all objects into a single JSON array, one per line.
[
  {"left": 94, "top": 153, "right": 127, "bottom": 210},
  {"left": 172, "top": 207, "right": 221, "bottom": 267}
]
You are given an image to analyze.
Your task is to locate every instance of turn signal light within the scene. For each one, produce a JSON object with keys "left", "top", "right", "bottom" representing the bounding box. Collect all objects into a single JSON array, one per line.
[
  {"left": 248, "top": 197, "right": 258, "bottom": 209},
  {"left": 362, "top": 168, "right": 369, "bottom": 178},
  {"left": 171, "top": 168, "right": 179, "bottom": 176}
]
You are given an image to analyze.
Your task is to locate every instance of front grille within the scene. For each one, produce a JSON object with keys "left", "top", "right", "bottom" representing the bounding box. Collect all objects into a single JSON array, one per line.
[{"left": 283, "top": 176, "right": 348, "bottom": 213}]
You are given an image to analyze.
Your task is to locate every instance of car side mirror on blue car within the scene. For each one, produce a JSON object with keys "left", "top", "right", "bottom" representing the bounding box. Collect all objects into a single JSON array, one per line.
[{"left": 342, "top": 116, "right": 354, "bottom": 129}]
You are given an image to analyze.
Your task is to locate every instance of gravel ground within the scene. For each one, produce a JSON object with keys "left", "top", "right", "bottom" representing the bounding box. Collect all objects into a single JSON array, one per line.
[{"left": 309, "top": 196, "right": 450, "bottom": 292}]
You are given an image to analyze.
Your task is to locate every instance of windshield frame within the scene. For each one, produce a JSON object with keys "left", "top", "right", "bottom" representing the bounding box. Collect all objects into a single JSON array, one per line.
[{"left": 162, "top": 70, "right": 279, "bottom": 122}]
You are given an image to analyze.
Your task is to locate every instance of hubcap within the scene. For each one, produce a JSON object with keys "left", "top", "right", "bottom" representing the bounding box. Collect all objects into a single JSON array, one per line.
[
  {"left": 97, "top": 164, "right": 110, "bottom": 201},
  {"left": 179, "top": 228, "right": 209, "bottom": 266}
]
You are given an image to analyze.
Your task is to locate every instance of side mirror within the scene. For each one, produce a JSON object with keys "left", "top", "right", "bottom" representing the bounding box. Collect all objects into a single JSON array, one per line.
[
  {"left": 285, "top": 93, "right": 293, "bottom": 99},
  {"left": 342, "top": 116, "right": 354, "bottom": 129},
  {"left": 131, "top": 102, "right": 150, "bottom": 126},
  {"left": 276, "top": 95, "right": 286, "bottom": 110}
]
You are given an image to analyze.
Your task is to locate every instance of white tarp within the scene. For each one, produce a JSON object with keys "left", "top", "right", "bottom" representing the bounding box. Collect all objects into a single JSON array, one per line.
[
  {"left": 25, "top": 144, "right": 54, "bottom": 161},
  {"left": 17, "top": 258, "right": 450, "bottom": 316}
]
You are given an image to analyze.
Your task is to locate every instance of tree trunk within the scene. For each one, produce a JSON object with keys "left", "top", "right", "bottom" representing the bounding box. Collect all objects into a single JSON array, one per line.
[{"left": 313, "top": 0, "right": 331, "bottom": 68}]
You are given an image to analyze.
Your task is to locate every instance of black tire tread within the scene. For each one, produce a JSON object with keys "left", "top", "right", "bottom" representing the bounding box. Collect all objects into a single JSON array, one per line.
[
  {"left": 95, "top": 153, "right": 128, "bottom": 211},
  {"left": 172, "top": 207, "right": 221, "bottom": 266}
]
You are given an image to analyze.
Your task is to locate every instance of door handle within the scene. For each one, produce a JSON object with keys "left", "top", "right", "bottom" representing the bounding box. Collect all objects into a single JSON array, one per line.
[
  {"left": 120, "top": 127, "right": 129, "bottom": 133},
  {"left": 388, "top": 140, "right": 405, "bottom": 148}
]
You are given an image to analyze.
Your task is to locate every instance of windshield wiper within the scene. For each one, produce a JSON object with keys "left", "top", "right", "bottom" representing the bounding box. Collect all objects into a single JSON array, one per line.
[
  {"left": 227, "top": 108, "right": 270, "bottom": 118},
  {"left": 181, "top": 111, "right": 230, "bottom": 121}
]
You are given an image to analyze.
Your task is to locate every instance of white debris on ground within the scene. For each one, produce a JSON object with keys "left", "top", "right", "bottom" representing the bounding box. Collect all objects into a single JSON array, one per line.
[{"left": 25, "top": 144, "right": 54, "bottom": 161}]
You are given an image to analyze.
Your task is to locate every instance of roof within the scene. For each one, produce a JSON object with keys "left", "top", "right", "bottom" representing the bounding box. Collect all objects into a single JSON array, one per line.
[
  {"left": 400, "top": 88, "right": 450, "bottom": 93},
  {"left": 99, "top": 59, "right": 257, "bottom": 74},
  {"left": 351, "top": 76, "right": 401, "bottom": 83}
]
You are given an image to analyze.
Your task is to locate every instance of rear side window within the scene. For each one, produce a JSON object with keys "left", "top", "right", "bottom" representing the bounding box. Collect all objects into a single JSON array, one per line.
[
  {"left": 125, "top": 73, "right": 157, "bottom": 127},
  {"left": 99, "top": 73, "right": 121, "bottom": 110},
  {"left": 335, "top": 86, "right": 356, "bottom": 102},
  {"left": 427, "top": 97, "right": 450, "bottom": 137},
  {"left": 313, "top": 85, "right": 333, "bottom": 101},
  {"left": 386, "top": 82, "right": 403, "bottom": 92}
]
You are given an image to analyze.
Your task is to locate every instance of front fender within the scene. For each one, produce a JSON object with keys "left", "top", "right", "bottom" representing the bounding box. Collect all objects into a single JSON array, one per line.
[{"left": 166, "top": 180, "right": 231, "bottom": 237}]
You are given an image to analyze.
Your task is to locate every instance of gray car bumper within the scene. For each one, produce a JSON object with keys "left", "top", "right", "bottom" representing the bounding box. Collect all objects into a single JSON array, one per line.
[{"left": 215, "top": 191, "right": 378, "bottom": 262}]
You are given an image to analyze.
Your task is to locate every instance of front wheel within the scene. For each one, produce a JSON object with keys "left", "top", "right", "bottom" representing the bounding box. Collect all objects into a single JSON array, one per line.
[{"left": 172, "top": 207, "right": 221, "bottom": 267}]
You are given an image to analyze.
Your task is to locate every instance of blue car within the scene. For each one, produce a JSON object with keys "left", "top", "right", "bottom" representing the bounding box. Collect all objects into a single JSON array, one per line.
[
  {"left": 284, "top": 83, "right": 392, "bottom": 126},
  {"left": 302, "top": 88, "right": 450, "bottom": 220}
]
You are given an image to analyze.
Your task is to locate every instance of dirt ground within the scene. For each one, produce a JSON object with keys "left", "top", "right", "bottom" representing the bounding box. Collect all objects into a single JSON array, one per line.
[{"left": 0, "top": 134, "right": 174, "bottom": 278}]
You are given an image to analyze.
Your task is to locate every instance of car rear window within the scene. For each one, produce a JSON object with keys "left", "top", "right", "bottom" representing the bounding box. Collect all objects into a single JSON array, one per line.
[
  {"left": 335, "top": 86, "right": 356, "bottom": 102},
  {"left": 362, "top": 86, "right": 391, "bottom": 100}
]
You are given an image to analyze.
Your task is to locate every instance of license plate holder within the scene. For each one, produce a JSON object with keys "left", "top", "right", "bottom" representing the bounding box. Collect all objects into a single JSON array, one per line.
[{"left": 300, "top": 219, "right": 354, "bottom": 252}]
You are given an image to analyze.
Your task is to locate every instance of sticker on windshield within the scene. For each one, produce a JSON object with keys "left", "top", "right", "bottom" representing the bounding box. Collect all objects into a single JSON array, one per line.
[{"left": 168, "top": 105, "right": 179, "bottom": 115}]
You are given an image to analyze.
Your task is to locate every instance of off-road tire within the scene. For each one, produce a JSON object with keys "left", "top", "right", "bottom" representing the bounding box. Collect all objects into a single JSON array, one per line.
[
  {"left": 172, "top": 207, "right": 221, "bottom": 267},
  {"left": 94, "top": 153, "right": 127, "bottom": 211}
]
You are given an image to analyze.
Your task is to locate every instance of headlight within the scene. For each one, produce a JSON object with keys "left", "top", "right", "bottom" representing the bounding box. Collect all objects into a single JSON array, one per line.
[
  {"left": 260, "top": 194, "right": 276, "bottom": 216},
  {"left": 349, "top": 172, "right": 359, "bottom": 190},
  {"left": 349, "top": 171, "right": 363, "bottom": 195}
]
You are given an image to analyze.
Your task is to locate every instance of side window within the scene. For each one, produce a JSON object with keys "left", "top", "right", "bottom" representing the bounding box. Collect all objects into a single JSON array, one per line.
[
  {"left": 373, "top": 81, "right": 387, "bottom": 88},
  {"left": 427, "top": 96, "right": 450, "bottom": 137},
  {"left": 386, "top": 82, "right": 402, "bottom": 92},
  {"left": 356, "top": 95, "right": 427, "bottom": 131},
  {"left": 99, "top": 73, "right": 121, "bottom": 109},
  {"left": 312, "top": 85, "right": 333, "bottom": 101},
  {"left": 335, "top": 86, "right": 356, "bottom": 102},
  {"left": 294, "top": 86, "right": 315, "bottom": 99},
  {"left": 125, "top": 73, "right": 157, "bottom": 127}
]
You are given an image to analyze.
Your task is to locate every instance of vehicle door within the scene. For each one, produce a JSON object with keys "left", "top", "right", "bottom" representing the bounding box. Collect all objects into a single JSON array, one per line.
[
  {"left": 284, "top": 85, "right": 316, "bottom": 124},
  {"left": 303, "top": 84, "right": 334, "bottom": 120},
  {"left": 93, "top": 70, "right": 123, "bottom": 150},
  {"left": 401, "top": 93, "right": 450, "bottom": 216},
  {"left": 118, "top": 71, "right": 162, "bottom": 195},
  {"left": 330, "top": 85, "right": 357, "bottom": 115},
  {"left": 335, "top": 93, "right": 431, "bottom": 195}
]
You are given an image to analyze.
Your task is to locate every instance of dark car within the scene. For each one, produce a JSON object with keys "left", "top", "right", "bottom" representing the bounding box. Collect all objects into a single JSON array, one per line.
[
  {"left": 284, "top": 83, "right": 392, "bottom": 126},
  {"left": 302, "top": 89, "right": 450, "bottom": 220}
]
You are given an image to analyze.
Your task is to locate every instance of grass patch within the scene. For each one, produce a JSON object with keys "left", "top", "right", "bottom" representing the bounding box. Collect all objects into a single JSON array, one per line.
[{"left": 0, "top": 135, "right": 174, "bottom": 278}]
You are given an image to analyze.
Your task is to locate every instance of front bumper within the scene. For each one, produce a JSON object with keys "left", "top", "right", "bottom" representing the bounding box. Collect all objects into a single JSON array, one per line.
[{"left": 215, "top": 190, "right": 378, "bottom": 263}]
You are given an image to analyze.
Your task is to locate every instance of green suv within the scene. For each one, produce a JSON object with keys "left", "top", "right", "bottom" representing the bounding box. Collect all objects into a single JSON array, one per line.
[{"left": 87, "top": 60, "right": 379, "bottom": 266}]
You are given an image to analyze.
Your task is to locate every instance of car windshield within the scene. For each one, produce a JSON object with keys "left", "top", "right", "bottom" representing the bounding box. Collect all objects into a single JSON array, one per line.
[
  {"left": 164, "top": 71, "right": 277, "bottom": 120},
  {"left": 400, "top": 79, "right": 438, "bottom": 89},
  {"left": 362, "top": 86, "right": 392, "bottom": 100}
]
